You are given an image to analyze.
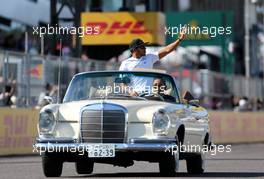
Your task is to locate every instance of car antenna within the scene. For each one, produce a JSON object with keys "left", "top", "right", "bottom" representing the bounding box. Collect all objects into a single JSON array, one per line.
[{"left": 57, "top": 39, "right": 62, "bottom": 104}]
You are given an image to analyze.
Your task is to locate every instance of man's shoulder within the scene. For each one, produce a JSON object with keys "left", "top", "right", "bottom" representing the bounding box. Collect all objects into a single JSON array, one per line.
[
  {"left": 119, "top": 57, "right": 135, "bottom": 70},
  {"left": 121, "top": 57, "right": 136, "bottom": 64},
  {"left": 145, "top": 52, "right": 158, "bottom": 58},
  {"left": 144, "top": 52, "right": 159, "bottom": 62}
]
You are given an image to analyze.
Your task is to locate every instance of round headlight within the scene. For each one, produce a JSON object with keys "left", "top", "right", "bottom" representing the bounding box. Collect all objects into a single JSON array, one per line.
[
  {"left": 152, "top": 111, "right": 170, "bottom": 135},
  {"left": 39, "top": 111, "right": 56, "bottom": 134}
]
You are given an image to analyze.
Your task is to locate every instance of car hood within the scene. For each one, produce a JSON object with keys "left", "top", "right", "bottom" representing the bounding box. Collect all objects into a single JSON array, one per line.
[{"left": 57, "top": 99, "right": 171, "bottom": 123}]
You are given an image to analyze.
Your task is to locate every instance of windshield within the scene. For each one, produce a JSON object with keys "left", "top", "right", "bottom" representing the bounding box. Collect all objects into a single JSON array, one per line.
[{"left": 63, "top": 71, "right": 180, "bottom": 103}]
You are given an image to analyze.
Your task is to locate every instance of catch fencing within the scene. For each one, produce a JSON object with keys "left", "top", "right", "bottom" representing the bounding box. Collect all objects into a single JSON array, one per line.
[{"left": 0, "top": 50, "right": 263, "bottom": 108}]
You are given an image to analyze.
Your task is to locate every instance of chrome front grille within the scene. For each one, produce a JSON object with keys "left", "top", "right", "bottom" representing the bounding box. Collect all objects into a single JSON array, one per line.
[{"left": 80, "top": 104, "right": 126, "bottom": 143}]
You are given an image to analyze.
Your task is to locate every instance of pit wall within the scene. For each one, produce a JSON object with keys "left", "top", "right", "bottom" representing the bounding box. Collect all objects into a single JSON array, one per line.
[
  {"left": 0, "top": 108, "right": 263, "bottom": 155},
  {"left": 0, "top": 108, "right": 38, "bottom": 155},
  {"left": 209, "top": 111, "right": 264, "bottom": 143}
]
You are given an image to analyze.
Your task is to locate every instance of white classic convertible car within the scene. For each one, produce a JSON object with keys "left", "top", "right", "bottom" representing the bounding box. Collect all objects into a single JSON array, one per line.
[{"left": 34, "top": 70, "right": 211, "bottom": 177}]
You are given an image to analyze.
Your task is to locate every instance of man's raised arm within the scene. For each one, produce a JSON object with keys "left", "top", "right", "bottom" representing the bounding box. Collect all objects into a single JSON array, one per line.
[{"left": 158, "top": 27, "right": 187, "bottom": 59}]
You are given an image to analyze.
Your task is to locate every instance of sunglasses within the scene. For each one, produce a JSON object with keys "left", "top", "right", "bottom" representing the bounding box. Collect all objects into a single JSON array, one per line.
[{"left": 137, "top": 45, "right": 146, "bottom": 49}]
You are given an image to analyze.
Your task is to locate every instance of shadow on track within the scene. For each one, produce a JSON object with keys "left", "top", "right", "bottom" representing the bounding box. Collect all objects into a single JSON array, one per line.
[{"left": 63, "top": 172, "right": 264, "bottom": 178}]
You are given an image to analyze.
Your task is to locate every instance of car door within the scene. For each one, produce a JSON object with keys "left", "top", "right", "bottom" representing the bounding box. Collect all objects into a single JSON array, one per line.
[
  {"left": 185, "top": 104, "right": 208, "bottom": 147},
  {"left": 171, "top": 77, "right": 204, "bottom": 147},
  {"left": 171, "top": 103, "right": 199, "bottom": 147}
]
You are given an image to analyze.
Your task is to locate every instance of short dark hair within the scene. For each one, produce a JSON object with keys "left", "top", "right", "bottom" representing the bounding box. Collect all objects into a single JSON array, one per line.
[
  {"left": 45, "top": 83, "right": 51, "bottom": 90},
  {"left": 129, "top": 38, "right": 149, "bottom": 52},
  {"left": 5, "top": 85, "right": 12, "bottom": 93}
]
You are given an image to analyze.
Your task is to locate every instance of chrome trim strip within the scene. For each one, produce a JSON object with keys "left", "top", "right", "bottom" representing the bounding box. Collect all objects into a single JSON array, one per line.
[
  {"left": 100, "top": 102, "right": 103, "bottom": 143},
  {"left": 124, "top": 111, "right": 128, "bottom": 143},
  {"left": 57, "top": 120, "right": 78, "bottom": 123},
  {"left": 129, "top": 138, "right": 176, "bottom": 144},
  {"left": 128, "top": 121, "right": 150, "bottom": 124},
  {"left": 36, "top": 139, "right": 76, "bottom": 143},
  {"left": 81, "top": 123, "right": 125, "bottom": 125},
  {"left": 82, "top": 137, "right": 124, "bottom": 139},
  {"left": 81, "top": 130, "right": 124, "bottom": 132}
]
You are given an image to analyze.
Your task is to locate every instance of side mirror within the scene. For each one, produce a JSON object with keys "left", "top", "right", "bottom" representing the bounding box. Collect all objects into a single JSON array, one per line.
[
  {"left": 182, "top": 91, "right": 200, "bottom": 106},
  {"left": 182, "top": 91, "right": 195, "bottom": 101},
  {"left": 189, "top": 99, "right": 200, "bottom": 107}
]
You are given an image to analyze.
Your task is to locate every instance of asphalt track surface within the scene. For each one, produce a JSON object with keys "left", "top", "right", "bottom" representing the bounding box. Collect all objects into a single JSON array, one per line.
[{"left": 0, "top": 144, "right": 263, "bottom": 179}]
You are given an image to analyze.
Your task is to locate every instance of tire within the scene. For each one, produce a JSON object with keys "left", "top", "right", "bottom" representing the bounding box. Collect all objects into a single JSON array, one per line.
[
  {"left": 75, "top": 161, "right": 94, "bottom": 174},
  {"left": 186, "top": 153, "right": 205, "bottom": 174},
  {"left": 159, "top": 137, "right": 179, "bottom": 176},
  {"left": 42, "top": 155, "right": 63, "bottom": 177}
]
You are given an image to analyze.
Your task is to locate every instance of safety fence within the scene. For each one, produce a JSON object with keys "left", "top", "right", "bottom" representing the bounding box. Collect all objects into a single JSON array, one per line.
[
  {"left": 172, "top": 68, "right": 264, "bottom": 109},
  {"left": 0, "top": 50, "right": 117, "bottom": 107},
  {"left": 0, "top": 50, "right": 263, "bottom": 108}
]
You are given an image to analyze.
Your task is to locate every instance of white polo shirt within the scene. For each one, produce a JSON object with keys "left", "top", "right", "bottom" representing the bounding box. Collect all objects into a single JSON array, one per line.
[
  {"left": 119, "top": 52, "right": 159, "bottom": 71},
  {"left": 119, "top": 53, "right": 159, "bottom": 92}
]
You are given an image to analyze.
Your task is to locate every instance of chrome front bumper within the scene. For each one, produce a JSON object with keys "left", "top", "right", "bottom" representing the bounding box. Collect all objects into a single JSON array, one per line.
[{"left": 34, "top": 138, "right": 177, "bottom": 153}]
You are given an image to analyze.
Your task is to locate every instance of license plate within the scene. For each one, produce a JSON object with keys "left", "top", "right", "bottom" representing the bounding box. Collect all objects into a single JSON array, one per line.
[{"left": 88, "top": 144, "right": 115, "bottom": 158}]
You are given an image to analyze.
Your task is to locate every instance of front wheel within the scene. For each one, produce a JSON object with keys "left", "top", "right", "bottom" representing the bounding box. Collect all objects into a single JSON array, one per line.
[
  {"left": 159, "top": 141, "right": 179, "bottom": 176},
  {"left": 42, "top": 155, "right": 63, "bottom": 177},
  {"left": 186, "top": 153, "right": 205, "bottom": 174},
  {"left": 75, "top": 160, "right": 94, "bottom": 174}
]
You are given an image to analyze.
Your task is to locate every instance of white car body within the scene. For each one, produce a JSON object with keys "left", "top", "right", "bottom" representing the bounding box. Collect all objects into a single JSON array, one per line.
[{"left": 34, "top": 70, "right": 211, "bottom": 177}]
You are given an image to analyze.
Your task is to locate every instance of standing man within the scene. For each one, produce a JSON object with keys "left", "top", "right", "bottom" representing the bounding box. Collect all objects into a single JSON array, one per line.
[
  {"left": 118, "top": 28, "right": 186, "bottom": 95},
  {"left": 119, "top": 28, "right": 186, "bottom": 71}
]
